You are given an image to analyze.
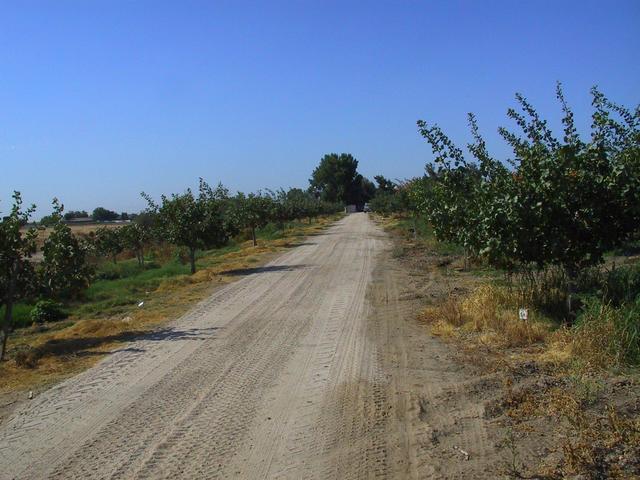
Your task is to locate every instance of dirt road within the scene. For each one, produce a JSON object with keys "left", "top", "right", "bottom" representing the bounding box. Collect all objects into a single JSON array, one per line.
[{"left": 0, "top": 213, "right": 494, "bottom": 479}]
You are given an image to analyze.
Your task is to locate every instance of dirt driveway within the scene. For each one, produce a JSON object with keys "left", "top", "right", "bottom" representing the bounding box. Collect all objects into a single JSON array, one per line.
[{"left": 0, "top": 213, "right": 496, "bottom": 479}]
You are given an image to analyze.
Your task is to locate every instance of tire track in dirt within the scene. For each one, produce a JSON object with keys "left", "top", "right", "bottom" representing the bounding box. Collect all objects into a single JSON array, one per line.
[
  {"left": 0, "top": 213, "right": 498, "bottom": 479},
  {"left": 0, "top": 214, "right": 391, "bottom": 479}
]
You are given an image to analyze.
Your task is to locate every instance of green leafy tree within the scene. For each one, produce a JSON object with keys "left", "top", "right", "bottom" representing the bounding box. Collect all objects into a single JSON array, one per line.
[
  {"left": 119, "top": 223, "right": 149, "bottom": 266},
  {"left": 373, "top": 175, "right": 396, "bottom": 193},
  {"left": 231, "top": 192, "right": 273, "bottom": 246},
  {"left": 63, "top": 210, "right": 89, "bottom": 221},
  {"left": 38, "top": 199, "right": 92, "bottom": 299},
  {"left": 39, "top": 214, "right": 58, "bottom": 227},
  {"left": 0, "top": 193, "right": 37, "bottom": 360},
  {"left": 416, "top": 84, "right": 640, "bottom": 314},
  {"left": 309, "top": 153, "right": 374, "bottom": 205},
  {"left": 143, "top": 179, "right": 234, "bottom": 274},
  {"left": 92, "top": 207, "right": 119, "bottom": 221},
  {"left": 94, "top": 226, "right": 124, "bottom": 264}
]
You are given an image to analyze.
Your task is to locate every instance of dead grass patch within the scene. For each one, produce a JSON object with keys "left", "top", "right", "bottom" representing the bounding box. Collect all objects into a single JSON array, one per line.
[{"left": 423, "top": 284, "right": 553, "bottom": 349}]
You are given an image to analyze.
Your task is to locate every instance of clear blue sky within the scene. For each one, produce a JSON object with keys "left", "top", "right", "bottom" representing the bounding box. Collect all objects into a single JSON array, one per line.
[{"left": 2, "top": 1, "right": 639, "bottom": 217}]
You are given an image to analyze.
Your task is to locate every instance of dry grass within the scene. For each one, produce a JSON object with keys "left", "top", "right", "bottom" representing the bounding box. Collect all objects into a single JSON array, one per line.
[
  {"left": 422, "top": 284, "right": 552, "bottom": 349},
  {"left": 1, "top": 216, "right": 340, "bottom": 393}
]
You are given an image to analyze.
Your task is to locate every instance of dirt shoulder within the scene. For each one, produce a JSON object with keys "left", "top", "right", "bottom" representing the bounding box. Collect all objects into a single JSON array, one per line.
[{"left": 374, "top": 214, "right": 640, "bottom": 479}]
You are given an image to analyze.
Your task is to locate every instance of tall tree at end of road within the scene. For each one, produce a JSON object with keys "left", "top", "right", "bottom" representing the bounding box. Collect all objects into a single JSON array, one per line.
[
  {"left": 309, "top": 153, "right": 362, "bottom": 204},
  {"left": 0, "top": 192, "right": 37, "bottom": 361}
]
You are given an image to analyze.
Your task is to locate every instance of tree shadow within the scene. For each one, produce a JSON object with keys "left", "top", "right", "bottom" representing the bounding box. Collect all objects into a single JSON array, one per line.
[
  {"left": 282, "top": 242, "right": 317, "bottom": 248},
  {"left": 220, "top": 264, "right": 311, "bottom": 276},
  {"left": 15, "top": 326, "right": 221, "bottom": 367}
]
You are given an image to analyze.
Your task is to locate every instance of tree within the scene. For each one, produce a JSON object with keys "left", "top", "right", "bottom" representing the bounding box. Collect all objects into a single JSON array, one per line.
[
  {"left": 415, "top": 84, "right": 640, "bottom": 314},
  {"left": 309, "top": 153, "right": 374, "bottom": 205},
  {"left": 119, "top": 223, "right": 149, "bottom": 266},
  {"left": 373, "top": 175, "right": 396, "bottom": 193},
  {"left": 94, "top": 226, "right": 124, "bottom": 264},
  {"left": 143, "top": 179, "right": 234, "bottom": 274},
  {"left": 39, "top": 214, "right": 58, "bottom": 227},
  {"left": 63, "top": 210, "right": 89, "bottom": 221},
  {"left": 231, "top": 192, "right": 273, "bottom": 246},
  {"left": 39, "top": 199, "right": 92, "bottom": 299},
  {"left": 0, "top": 193, "right": 37, "bottom": 360},
  {"left": 92, "top": 207, "right": 119, "bottom": 222}
]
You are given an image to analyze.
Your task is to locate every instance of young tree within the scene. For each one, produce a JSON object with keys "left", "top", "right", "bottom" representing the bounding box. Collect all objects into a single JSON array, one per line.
[
  {"left": 0, "top": 192, "right": 37, "bottom": 360},
  {"left": 119, "top": 223, "right": 149, "bottom": 266},
  {"left": 143, "top": 179, "right": 234, "bottom": 274},
  {"left": 416, "top": 84, "right": 640, "bottom": 314},
  {"left": 231, "top": 192, "right": 273, "bottom": 246},
  {"left": 94, "top": 226, "right": 124, "bottom": 264},
  {"left": 39, "top": 199, "right": 92, "bottom": 299}
]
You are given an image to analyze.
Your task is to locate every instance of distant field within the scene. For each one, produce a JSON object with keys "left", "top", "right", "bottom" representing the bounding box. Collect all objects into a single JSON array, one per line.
[{"left": 23, "top": 222, "right": 123, "bottom": 249}]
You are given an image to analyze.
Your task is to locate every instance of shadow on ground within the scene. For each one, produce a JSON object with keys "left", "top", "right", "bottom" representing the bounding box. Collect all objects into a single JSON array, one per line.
[
  {"left": 220, "top": 264, "right": 311, "bottom": 276},
  {"left": 15, "top": 326, "right": 221, "bottom": 368}
]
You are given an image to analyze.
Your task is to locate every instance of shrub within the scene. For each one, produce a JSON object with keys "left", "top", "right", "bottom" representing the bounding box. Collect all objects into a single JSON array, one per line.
[{"left": 30, "top": 300, "right": 67, "bottom": 324}]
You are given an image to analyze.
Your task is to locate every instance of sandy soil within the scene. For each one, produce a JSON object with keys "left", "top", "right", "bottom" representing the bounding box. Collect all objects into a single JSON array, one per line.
[{"left": 0, "top": 213, "right": 501, "bottom": 479}]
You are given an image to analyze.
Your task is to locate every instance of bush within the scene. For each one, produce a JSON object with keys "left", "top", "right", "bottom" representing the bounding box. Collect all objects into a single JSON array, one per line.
[{"left": 30, "top": 300, "right": 67, "bottom": 324}]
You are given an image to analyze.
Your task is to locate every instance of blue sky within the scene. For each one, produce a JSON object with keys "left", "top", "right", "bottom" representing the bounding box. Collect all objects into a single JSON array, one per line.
[{"left": 2, "top": 1, "right": 639, "bottom": 217}]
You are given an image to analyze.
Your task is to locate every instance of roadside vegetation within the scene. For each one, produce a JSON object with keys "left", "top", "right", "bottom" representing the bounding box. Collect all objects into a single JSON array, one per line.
[
  {"left": 0, "top": 171, "right": 348, "bottom": 391},
  {"left": 370, "top": 85, "right": 639, "bottom": 478},
  {"left": 1, "top": 150, "right": 387, "bottom": 391}
]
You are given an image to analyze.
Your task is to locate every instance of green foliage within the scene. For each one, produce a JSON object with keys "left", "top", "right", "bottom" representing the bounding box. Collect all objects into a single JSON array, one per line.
[
  {"left": 574, "top": 297, "right": 640, "bottom": 368},
  {"left": 93, "top": 226, "right": 124, "bottom": 263},
  {"left": 39, "top": 214, "right": 58, "bottom": 227},
  {"left": 30, "top": 299, "right": 67, "bottom": 324},
  {"left": 0, "top": 303, "right": 33, "bottom": 329},
  {"left": 142, "top": 179, "right": 235, "bottom": 274},
  {"left": 415, "top": 85, "right": 640, "bottom": 279},
  {"left": 602, "top": 264, "right": 640, "bottom": 306},
  {"left": 309, "top": 153, "right": 375, "bottom": 204},
  {"left": 63, "top": 210, "right": 88, "bottom": 221},
  {"left": 39, "top": 199, "right": 92, "bottom": 299},
  {"left": 119, "top": 223, "right": 150, "bottom": 265},
  {"left": 373, "top": 175, "right": 396, "bottom": 193},
  {"left": 0, "top": 192, "right": 38, "bottom": 359},
  {"left": 92, "top": 207, "right": 119, "bottom": 221},
  {"left": 230, "top": 192, "right": 273, "bottom": 246},
  {"left": 369, "top": 191, "right": 404, "bottom": 215}
]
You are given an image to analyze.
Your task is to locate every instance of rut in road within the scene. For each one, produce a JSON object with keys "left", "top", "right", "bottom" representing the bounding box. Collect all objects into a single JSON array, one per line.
[{"left": 0, "top": 214, "right": 392, "bottom": 479}]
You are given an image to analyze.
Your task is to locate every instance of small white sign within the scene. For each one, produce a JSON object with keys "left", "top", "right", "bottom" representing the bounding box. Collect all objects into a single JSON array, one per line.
[{"left": 518, "top": 308, "right": 528, "bottom": 321}]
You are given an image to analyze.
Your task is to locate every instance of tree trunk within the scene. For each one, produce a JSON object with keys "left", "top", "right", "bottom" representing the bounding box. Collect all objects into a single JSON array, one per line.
[
  {"left": 1, "top": 301, "right": 12, "bottom": 361},
  {"left": 189, "top": 247, "right": 196, "bottom": 274},
  {"left": 113, "top": 254, "right": 117, "bottom": 264},
  {"left": 251, "top": 227, "right": 257, "bottom": 247},
  {"left": 139, "top": 246, "right": 144, "bottom": 266},
  {"left": 565, "top": 266, "right": 578, "bottom": 324},
  {"left": 0, "top": 264, "right": 17, "bottom": 361}
]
